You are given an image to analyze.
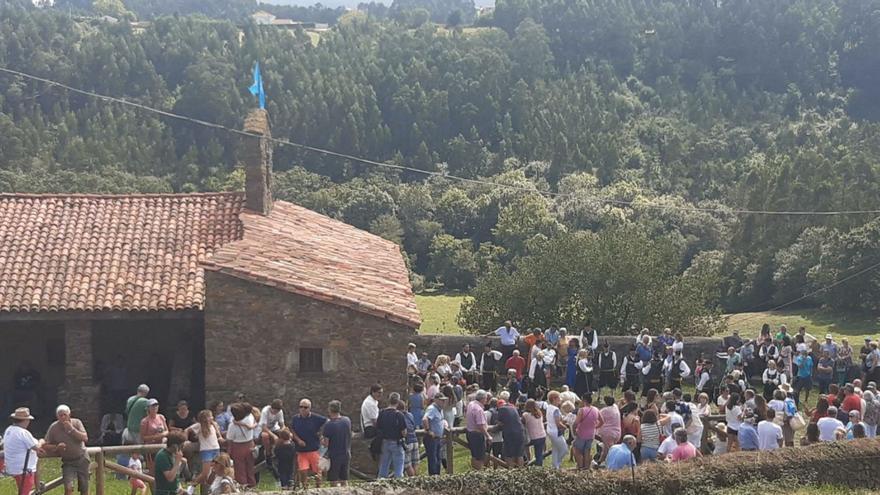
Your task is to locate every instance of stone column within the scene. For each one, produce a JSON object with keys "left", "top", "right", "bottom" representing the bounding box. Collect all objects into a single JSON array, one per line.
[{"left": 57, "top": 320, "right": 101, "bottom": 437}]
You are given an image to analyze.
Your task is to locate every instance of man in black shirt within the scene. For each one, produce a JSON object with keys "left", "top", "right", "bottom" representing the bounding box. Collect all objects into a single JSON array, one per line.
[{"left": 376, "top": 393, "right": 406, "bottom": 479}]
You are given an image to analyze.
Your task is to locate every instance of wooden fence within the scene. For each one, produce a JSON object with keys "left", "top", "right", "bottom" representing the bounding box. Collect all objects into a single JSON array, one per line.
[
  {"left": 33, "top": 444, "right": 162, "bottom": 495},
  {"left": 29, "top": 415, "right": 727, "bottom": 492}
]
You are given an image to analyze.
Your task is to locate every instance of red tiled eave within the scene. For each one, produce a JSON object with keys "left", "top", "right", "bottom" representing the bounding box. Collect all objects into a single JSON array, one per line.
[
  {"left": 0, "top": 194, "right": 420, "bottom": 328},
  {"left": 202, "top": 201, "right": 421, "bottom": 328},
  {"left": 0, "top": 192, "right": 244, "bottom": 314}
]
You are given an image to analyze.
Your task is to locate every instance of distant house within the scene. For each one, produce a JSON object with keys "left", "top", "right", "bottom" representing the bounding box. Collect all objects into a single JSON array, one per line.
[
  {"left": 0, "top": 110, "right": 420, "bottom": 435},
  {"left": 251, "top": 10, "right": 277, "bottom": 25}
]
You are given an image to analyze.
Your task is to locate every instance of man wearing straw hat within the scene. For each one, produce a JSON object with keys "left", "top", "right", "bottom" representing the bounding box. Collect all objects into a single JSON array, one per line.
[{"left": 3, "top": 407, "right": 45, "bottom": 495}]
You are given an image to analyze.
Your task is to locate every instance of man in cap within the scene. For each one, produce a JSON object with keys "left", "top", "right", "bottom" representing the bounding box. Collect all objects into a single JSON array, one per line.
[
  {"left": 3, "top": 407, "right": 44, "bottom": 495},
  {"left": 123, "top": 384, "right": 150, "bottom": 445},
  {"left": 605, "top": 435, "right": 637, "bottom": 471},
  {"left": 820, "top": 334, "right": 839, "bottom": 360},
  {"left": 44, "top": 405, "right": 90, "bottom": 495},
  {"left": 422, "top": 392, "right": 447, "bottom": 475}
]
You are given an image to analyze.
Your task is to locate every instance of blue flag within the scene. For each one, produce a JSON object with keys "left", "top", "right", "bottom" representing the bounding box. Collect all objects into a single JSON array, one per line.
[{"left": 248, "top": 62, "right": 265, "bottom": 109}]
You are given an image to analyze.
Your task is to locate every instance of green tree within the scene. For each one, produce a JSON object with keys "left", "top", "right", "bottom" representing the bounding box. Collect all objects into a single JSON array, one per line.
[
  {"left": 428, "top": 234, "right": 478, "bottom": 290},
  {"left": 459, "top": 226, "right": 722, "bottom": 335}
]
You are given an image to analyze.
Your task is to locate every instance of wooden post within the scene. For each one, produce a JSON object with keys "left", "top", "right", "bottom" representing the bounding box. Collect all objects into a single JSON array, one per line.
[
  {"left": 445, "top": 429, "right": 455, "bottom": 475},
  {"left": 95, "top": 450, "right": 105, "bottom": 495}
]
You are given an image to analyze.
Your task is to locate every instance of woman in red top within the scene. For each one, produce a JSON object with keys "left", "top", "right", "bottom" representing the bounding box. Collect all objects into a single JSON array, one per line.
[{"left": 841, "top": 384, "right": 863, "bottom": 415}]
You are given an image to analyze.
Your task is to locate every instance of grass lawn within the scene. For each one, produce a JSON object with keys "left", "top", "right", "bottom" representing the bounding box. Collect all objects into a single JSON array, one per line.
[
  {"left": 415, "top": 293, "right": 880, "bottom": 342},
  {"left": 415, "top": 293, "right": 468, "bottom": 335},
  {"left": 723, "top": 308, "right": 880, "bottom": 341}
]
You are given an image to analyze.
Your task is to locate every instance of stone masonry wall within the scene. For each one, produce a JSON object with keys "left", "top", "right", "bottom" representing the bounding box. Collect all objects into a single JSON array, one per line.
[
  {"left": 203, "top": 271, "right": 416, "bottom": 427},
  {"left": 57, "top": 320, "right": 101, "bottom": 436}
]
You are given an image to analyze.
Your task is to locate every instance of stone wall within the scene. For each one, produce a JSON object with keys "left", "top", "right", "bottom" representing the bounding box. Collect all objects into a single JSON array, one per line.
[
  {"left": 57, "top": 320, "right": 101, "bottom": 436},
  {"left": 204, "top": 271, "right": 416, "bottom": 426}
]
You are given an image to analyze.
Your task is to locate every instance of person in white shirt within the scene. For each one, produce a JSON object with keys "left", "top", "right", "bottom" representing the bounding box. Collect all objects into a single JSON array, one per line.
[
  {"left": 495, "top": 320, "right": 520, "bottom": 362},
  {"left": 672, "top": 333, "right": 684, "bottom": 354},
  {"left": 406, "top": 343, "right": 419, "bottom": 371},
  {"left": 579, "top": 321, "right": 598, "bottom": 351},
  {"left": 695, "top": 361, "right": 713, "bottom": 396},
  {"left": 258, "top": 399, "right": 285, "bottom": 458},
  {"left": 682, "top": 397, "right": 703, "bottom": 448},
  {"left": 659, "top": 402, "right": 684, "bottom": 438},
  {"left": 127, "top": 452, "right": 147, "bottom": 495},
  {"left": 99, "top": 411, "right": 124, "bottom": 446},
  {"left": 454, "top": 344, "right": 478, "bottom": 383},
  {"left": 663, "top": 353, "right": 691, "bottom": 391},
  {"left": 724, "top": 394, "right": 743, "bottom": 451},
  {"left": 3, "top": 408, "right": 44, "bottom": 495},
  {"left": 656, "top": 422, "right": 683, "bottom": 460},
  {"left": 544, "top": 391, "right": 568, "bottom": 469},
  {"left": 817, "top": 406, "right": 845, "bottom": 442},
  {"left": 361, "top": 384, "right": 383, "bottom": 435},
  {"left": 757, "top": 409, "right": 783, "bottom": 450}
]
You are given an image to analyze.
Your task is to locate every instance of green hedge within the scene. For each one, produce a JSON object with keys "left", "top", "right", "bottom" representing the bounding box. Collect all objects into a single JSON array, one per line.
[{"left": 360, "top": 440, "right": 880, "bottom": 495}]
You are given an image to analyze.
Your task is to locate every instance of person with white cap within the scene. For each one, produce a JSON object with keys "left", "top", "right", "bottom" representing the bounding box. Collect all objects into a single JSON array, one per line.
[
  {"left": 123, "top": 384, "right": 150, "bottom": 445},
  {"left": 820, "top": 334, "right": 839, "bottom": 360},
  {"left": 140, "top": 398, "right": 169, "bottom": 445},
  {"left": 421, "top": 392, "right": 447, "bottom": 475},
  {"left": 3, "top": 407, "right": 44, "bottom": 495},
  {"left": 44, "top": 405, "right": 90, "bottom": 495},
  {"left": 406, "top": 343, "right": 419, "bottom": 371}
]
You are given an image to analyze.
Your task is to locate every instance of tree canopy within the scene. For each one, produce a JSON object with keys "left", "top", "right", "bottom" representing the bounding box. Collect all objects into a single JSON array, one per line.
[{"left": 3, "top": 0, "right": 880, "bottom": 333}]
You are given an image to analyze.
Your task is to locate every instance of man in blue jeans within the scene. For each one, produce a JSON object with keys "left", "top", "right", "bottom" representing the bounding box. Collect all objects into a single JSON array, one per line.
[
  {"left": 794, "top": 349, "right": 814, "bottom": 406},
  {"left": 376, "top": 393, "right": 407, "bottom": 478},
  {"left": 422, "top": 392, "right": 447, "bottom": 475}
]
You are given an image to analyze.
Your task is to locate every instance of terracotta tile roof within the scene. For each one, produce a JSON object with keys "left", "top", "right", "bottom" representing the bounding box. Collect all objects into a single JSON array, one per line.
[
  {"left": 0, "top": 193, "right": 244, "bottom": 313},
  {"left": 0, "top": 194, "right": 420, "bottom": 327},
  {"left": 203, "top": 200, "right": 422, "bottom": 328}
]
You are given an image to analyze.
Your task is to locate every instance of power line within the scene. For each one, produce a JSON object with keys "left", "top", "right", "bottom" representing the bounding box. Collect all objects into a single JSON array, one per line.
[
  {"left": 729, "top": 258, "right": 880, "bottom": 329},
  {"left": 4, "top": 65, "right": 880, "bottom": 217}
]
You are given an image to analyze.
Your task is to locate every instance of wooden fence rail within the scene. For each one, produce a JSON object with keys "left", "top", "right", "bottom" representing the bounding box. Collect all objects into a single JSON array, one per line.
[
  {"left": 28, "top": 415, "right": 724, "bottom": 492},
  {"left": 34, "top": 444, "right": 162, "bottom": 495}
]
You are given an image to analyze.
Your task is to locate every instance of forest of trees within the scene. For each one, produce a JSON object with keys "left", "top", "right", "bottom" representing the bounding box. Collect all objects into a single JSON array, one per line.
[{"left": 3, "top": 0, "right": 880, "bottom": 333}]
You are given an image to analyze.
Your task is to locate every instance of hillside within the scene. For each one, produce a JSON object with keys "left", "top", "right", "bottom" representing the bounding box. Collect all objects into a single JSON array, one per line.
[{"left": 3, "top": 0, "right": 880, "bottom": 332}]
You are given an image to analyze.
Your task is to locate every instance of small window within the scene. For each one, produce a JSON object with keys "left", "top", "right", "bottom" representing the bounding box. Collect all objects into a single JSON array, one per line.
[{"left": 299, "top": 348, "right": 323, "bottom": 373}]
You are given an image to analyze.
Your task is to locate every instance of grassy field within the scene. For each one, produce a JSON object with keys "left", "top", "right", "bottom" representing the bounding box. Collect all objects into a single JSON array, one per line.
[
  {"left": 723, "top": 308, "right": 880, "bottom": 341},
  {"left": 413, "top": 293, "right": 880, "bottom": 341},
  {"left": 415, "top": 293, "right": 468, "bottom": 335}
]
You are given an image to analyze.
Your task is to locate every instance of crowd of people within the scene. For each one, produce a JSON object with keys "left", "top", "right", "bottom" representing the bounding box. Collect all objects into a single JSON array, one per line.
[
  {"left": 1, "top": 387, "right": 354, "bottom": 495},
  {"left": 3, "top": 320, "right": 880, "bottom": 494},
  {"left": 390, "top": 321, "right": 880, "bottom": 475}
]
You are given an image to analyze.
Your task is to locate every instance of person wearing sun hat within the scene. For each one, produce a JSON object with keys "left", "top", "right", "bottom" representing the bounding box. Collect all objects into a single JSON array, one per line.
[{"left": 3, "top": 407, "right": 45, "bottom": 495}]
